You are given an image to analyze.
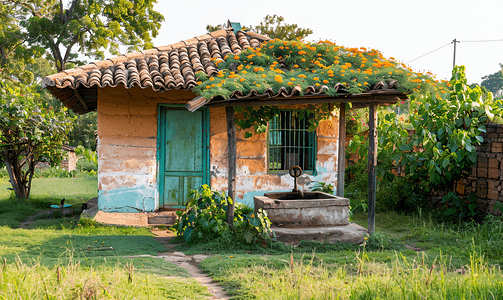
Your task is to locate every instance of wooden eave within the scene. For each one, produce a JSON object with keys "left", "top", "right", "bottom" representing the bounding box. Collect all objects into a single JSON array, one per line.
[{"left": 187, "top": 89, "right": 408, "bottom": 111}]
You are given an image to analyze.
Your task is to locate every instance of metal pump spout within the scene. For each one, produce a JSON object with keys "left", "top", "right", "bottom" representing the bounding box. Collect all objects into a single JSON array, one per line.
[{"left": 289, "top": 166, "right": 303, "bottom": 198}]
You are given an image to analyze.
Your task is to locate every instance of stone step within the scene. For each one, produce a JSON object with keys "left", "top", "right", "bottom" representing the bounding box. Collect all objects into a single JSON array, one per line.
[
  {"left": 148, "top": 213, "right": 177, "bottom": 226},
  {"left": 271, "top": 223, "right": 368, "bottom": 245}
]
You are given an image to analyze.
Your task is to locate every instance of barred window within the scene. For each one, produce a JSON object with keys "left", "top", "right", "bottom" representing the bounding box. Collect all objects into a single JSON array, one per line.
[{"left": 268, "top": 111, "right": 316, "bottom": 172}]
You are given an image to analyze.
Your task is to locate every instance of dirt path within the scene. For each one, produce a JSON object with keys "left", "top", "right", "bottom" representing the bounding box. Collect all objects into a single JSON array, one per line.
[{"left": 151, "top": 230, "right": 231, "bottom": 300}]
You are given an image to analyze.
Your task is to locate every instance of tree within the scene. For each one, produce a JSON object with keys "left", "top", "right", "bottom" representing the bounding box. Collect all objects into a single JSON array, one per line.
[
  {"left": 207, "top": 14, "right": 313, "bottom": 41},
  {"left": 1, "top": 0, "right": 165, "bottom": 72},
  {"left": 0, "top": 86, "right": 74, "bottom": 199},
  {"left": 251, "top": 14, "right": 313, "bottom": 41},
  {"left": 481, "top": 64, "right": 503, "bottom": 97}
]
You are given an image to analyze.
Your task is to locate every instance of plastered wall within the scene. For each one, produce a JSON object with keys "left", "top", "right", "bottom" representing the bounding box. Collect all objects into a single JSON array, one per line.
[
  {"left": 97, "top": 86, "right": 195, "bottom": 212},
  {"left": 97, "top": 86, "right": 340, "bottom": 212},
  {"left": 209, "top": 106, "right": 340, "bottom": 207}
]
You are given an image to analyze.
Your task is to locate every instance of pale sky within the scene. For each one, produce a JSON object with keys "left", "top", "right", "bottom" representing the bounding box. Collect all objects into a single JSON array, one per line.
[{"left": 151, "top": 0, "right": 503, "bottom": 85}]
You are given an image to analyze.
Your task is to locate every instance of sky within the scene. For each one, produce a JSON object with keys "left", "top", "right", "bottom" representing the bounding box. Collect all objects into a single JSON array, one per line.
[{"left": 150, "top": 0, "right": 503, "bottom": 85}]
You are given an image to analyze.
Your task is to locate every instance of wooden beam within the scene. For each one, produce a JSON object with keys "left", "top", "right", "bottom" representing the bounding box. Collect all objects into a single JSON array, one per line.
[
  {"left": 368, "top": 102, "right": 377, "bottom": 233},
  {"left": 337, "top": 103, "right": 346, "bottom": 197},
  {"left": 226, "top": 106, "right": 237, "bottom": 225},
  {"left": 206, "top": 95, "right": 403, "bottom": 108},
  {"left": 73, "top": 89, "right": 88, "bottom": 111}
]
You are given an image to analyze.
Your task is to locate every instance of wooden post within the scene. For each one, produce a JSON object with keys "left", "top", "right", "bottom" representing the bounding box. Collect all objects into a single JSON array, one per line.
[
  {"left": 368, "top": 103, "right": 377, "bottom": 233},
  {"left": 226, "top": 106, "right": 236, "bottom": 225},
  {"left": 337, "top": 103, "right": 346, "bottom": 197}
]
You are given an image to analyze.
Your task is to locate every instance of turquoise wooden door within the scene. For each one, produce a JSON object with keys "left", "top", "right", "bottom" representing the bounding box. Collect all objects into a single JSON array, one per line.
[{"left": 158, "top": 106, "right": 208, "bottom": 208}]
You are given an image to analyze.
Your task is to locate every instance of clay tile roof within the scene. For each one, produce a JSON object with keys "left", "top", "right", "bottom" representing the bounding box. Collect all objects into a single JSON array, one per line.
[
  {"left": 42, "top": 29, "right": 270, "bottom": 114},
  {"left": 42, "top": 28, "right": 406, "bottom": 115}
]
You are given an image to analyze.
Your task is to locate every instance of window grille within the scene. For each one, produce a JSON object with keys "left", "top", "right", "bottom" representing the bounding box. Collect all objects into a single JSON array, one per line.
[{"left": 268, "top": 111, "right": 316, "bottom": 172}]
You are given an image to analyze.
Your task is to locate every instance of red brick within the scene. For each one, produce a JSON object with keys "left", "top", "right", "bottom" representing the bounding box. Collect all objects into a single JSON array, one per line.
[
  {"left": 477, "top": 167, "right": 488, "bottom": 178},
  {"left": 492, "top": 142, "right": 503, "bottom": 153},
  {"left": 488, "top": 158, "right": 499, "bottom": 168},
  {"left": 456, "top": 180, "right": 465, "bottom": 195},
  {"left": 488, "top": 180, "right": 499, "bottom": 200},
  {"left": 488, "top": 168, "right": 499, "bottom": 179},
  {"left": 477, "top": 180, "right": 488, "bottom": 198}
]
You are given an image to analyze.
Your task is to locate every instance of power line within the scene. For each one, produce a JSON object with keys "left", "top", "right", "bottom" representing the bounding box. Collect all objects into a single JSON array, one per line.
[
  {"left": 458, "top": 39, "right": 503, "bottom": 43},
  {"left": 405, "top": 43, "right": 451, "bottom": 64},
  {"left": 406, "top": 38, "right": 503, "bottom": 65}
]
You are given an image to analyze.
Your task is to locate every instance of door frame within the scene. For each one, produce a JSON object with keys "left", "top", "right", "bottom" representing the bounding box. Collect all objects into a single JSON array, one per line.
[{"left": 157, "top": 104, "right": 210, "bottom": 209}]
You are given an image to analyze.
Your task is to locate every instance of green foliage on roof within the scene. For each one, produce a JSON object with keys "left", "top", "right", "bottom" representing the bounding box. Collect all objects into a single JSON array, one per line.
[{"left": 193, "top": 39, "right": 446, "bottom": 101}]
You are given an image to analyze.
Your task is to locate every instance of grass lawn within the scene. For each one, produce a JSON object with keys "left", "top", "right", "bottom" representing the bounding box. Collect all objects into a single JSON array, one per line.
[
  {"left": 0, "top": 177, "right": 97, "bottom": 227},
  {"left": 2, "top": 176, "right": 503, "bottom": 299},
  {"left": 0, "top": 177, "right": 212, "bottom": 299},
  {"left": 188, "top": 211, "right": 503, "bottom": 299}
]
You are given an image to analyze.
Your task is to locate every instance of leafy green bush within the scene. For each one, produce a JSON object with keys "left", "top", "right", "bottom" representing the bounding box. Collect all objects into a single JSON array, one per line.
[
  {"left": 344, "top": 66, "right": 502, "bottom": 220},
  {"left": 34, "top": 166, "right": 75, "bottom": 178},
  {"left": 310, "top": 181, "right": 335, "bottom": 194},
  {"left": 75, "top": 146, "right": 97, "bottom": 172},
  {"left": 171, "top": 185, "right": 273, "bottom": 245}
]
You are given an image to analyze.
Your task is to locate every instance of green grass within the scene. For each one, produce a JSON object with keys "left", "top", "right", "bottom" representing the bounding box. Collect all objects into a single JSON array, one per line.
[
  {"left": 0, "top": 256, "right": 209, "bottom": 299},
  {"left": 186, "top": 211, "right": 503, "bottom": 299},
  {"left": 200, "top": 250, "right": 503, "bottom": 299},
  {"left": 0, "top": 177, "right": 97, "bottom": 227}
]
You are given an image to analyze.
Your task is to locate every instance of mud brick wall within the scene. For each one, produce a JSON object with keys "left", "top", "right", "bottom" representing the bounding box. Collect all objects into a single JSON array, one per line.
[{"left": 454, "top": 124, "right": 503, "bottom": 215}]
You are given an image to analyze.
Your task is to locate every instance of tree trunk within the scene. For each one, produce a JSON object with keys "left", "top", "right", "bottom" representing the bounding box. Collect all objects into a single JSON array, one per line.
[
  {"left": 226, "top": 106, "right": 236, "bottom": 225},
  {"left": 2, "top": 149, "right": 28, "bottom": 199}
]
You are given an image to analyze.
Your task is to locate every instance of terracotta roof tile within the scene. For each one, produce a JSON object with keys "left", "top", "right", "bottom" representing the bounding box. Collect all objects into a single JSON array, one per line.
[
  {"left": 40, "top": 29, "right": 401, "bottom": 114},
  {"left": 155, "top": 45, "right": 173, "bottom": 52},
  {"left": 107, "top": 55, "right": 129, "bottom": 65},
  {"left": 183, "top": 37, "right": 199, "bottom": 46},
  {"left": 124, "top": 51, "right": 144, "bottom": 60},
  {"left": 92, "top": 60, "right": 114, "bottom": 69},
  {"left": 195, "top": 33, "right": 212, "bottom": 41},
  {"left": 141, "top": 48, "right": 160, "bottom": 56}
]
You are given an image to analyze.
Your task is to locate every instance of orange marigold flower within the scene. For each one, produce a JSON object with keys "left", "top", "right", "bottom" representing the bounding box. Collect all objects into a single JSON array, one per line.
[
  {"left": 298, "top": 50, "right": 307, "bottom": 55},
  {"left": 323, "top": 80, "right": 329, "bottom": 84},
  {"left": 388, "top": 71, "right": 392, "bottom": 75},
  {"left": 315, "top": 83, "right": 320, "bottom": 86},
  {"left": 290, "top": 78, "right": 296, "bottom": 81},
  {"left": 274, "top": 75, "right": 283, "bottom": 83},
  {"left": 364, "top": 82, "right": 369, "bottom": 85},
  {"left": 357, "top": 83, "right": 362, "bottom": 86},
  {"left": 237, "top": 65, "right": 243, "bottom": 71},
  {"left": 241, "top": 70, "right": 247, "bottom": 74},
  {"left": 298, "top": 74, "right": 307, "bottom": 78},
  {"left": 197, "top": 81, "right": 202, "bottom": 85},
  {"left": 334, "top": 60, "right": 339, "bottom": 64},
  {"left": 274, "top": 69, "right": 284, "bottom": 74},
  {"left": 301, "top": 58, "right": 306, "bottom": 62},
  {"left": 261, "top": 74, "right": 267, "bottom": 78},
  {"left": 294, "top": 64, "right": 299, "bottom": 68},
  {"left": 211, "top": 84, "right": 215, "bottom": 87},
  {"left": 254, "top": 67, "right": 260, "bottom": 72},
  {"left": 313, "top": 77, "right": 319, "bottom": 81},
  {"left": 209, "top": 77, "right": 214, "bottom": 81},
  {"left": 217, "top": 83, "right": 222, "bottom": 87},
  {"left": 234, "top": 55, "right": 240, "bottom": 59},
  {"left": 287, "top": 82, "right": 293, "bottom": 86},
  {"left": 256, "top": 84, "right": 261, "bottom": 87},
  {"left": 239, "top": 78, "right": 245, "bottom": 82}
]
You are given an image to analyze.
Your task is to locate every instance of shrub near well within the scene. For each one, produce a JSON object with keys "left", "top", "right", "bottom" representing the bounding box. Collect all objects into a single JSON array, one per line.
[{"left": 171, "top": 185, "right": 272, "bottom": 245}]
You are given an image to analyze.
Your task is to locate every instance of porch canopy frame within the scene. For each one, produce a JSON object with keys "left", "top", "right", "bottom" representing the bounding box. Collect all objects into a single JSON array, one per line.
[{"left": 188, "top": 89, "right": 408, "bottom": 233}]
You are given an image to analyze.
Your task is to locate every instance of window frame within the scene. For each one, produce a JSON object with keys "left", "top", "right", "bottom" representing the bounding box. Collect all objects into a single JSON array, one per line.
[{"left": 267, "top": 109, "right": 317, "bottom": 175}]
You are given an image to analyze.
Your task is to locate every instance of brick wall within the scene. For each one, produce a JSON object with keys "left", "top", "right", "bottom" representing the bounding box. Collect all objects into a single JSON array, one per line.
[{"left": 452, "top": 124, "right": 503, "bottom": 215}]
